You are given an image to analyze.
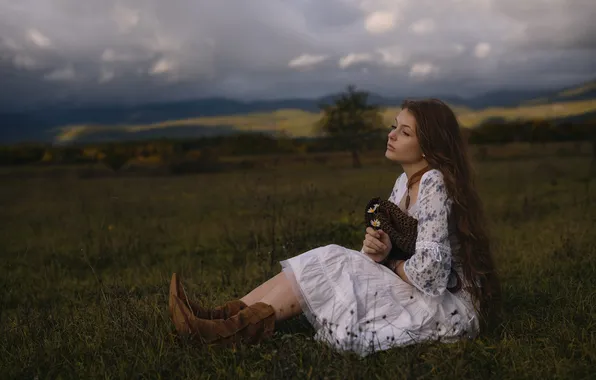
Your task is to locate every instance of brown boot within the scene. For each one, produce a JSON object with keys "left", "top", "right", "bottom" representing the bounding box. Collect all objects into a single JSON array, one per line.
[
  {"left": 171, "top": 294, "right": 276, "bottom": 347},
  {"left": 169, "top": 273, "right": 248, "bottom": 319}
]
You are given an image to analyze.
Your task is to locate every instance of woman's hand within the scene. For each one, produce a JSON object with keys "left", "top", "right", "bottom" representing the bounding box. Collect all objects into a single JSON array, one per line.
[{"left": 362, "top": 227, "right": 392, "bottom": 263}]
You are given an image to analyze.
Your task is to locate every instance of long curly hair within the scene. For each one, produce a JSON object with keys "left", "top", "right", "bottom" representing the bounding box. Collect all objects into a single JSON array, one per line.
[{"left": 401, "top": 98, "right": 502, "bottom": 333}]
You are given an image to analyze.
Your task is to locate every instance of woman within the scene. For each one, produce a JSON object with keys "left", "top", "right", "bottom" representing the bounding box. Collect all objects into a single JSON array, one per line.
[{"left": 169, "top": 98, "right": 502, "bottom": 357}]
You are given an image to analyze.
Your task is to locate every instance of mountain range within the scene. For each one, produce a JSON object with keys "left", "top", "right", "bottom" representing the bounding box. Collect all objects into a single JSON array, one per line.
[{"left": 1, "top": 79, "right": 595, "bottom": 145}]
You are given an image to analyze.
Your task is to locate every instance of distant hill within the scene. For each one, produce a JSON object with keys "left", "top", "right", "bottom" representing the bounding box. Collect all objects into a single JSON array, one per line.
[
  {"left": 522, "top": 80, "right": 596, "bottom": 105},
  {"left": 1, "top": 79, "right": 595, "bottom": 145},
  {"left": 0, "top": 98, "right": 322, "bottom": 144}
]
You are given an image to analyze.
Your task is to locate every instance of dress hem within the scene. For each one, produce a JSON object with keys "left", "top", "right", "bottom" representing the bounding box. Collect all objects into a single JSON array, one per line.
[{"left": 279, "top": 259, "right": 325, "bottom": 331}]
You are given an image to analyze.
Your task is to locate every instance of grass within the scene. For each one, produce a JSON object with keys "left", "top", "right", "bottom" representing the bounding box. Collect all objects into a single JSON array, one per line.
[
  {"left": 53, "top": 99, "right": 596, "bottom": 143},
  {"left": 1, "top": 146, "right": 596, "bottom": 379}
]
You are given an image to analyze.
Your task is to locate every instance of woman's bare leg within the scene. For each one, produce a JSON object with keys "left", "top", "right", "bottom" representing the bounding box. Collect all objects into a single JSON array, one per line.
[
  {"left": 240, "top": 271, "right": 286, "bottom": 306},
  {"left": 259, "top": 272, "right": 303, "bottom": 322}
]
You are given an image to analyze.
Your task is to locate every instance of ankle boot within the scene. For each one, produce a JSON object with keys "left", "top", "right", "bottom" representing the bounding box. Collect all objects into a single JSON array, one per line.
[
  {"left": 169, "top": 273, "right": 248, "bottom": 319},
  {"left": 171, "top": 294, "right": 276, "bottom": 347}
]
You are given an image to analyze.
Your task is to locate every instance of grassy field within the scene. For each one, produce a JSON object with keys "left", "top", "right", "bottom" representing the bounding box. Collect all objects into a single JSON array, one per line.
[
  {"left": 53, "top": 98, "right": 596, "bottom": 143},
  {"left": 1, "top": 145, "right": 595, "bottom": 379}
]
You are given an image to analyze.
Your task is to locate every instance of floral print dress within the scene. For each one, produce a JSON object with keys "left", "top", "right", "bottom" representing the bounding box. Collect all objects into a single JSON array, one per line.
[{"left": 279, "top": 169, "right": 480, "bottom": 357}]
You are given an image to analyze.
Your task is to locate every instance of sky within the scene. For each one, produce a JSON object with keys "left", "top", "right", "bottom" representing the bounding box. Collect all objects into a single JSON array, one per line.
[{"left": 0, "top": 0, "right": 595, "bottom": 110}]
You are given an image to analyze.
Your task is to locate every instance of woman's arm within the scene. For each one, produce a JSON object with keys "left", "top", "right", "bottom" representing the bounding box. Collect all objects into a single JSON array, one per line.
[
  {"left": 388, "top": 259, "right": 413, "bottom": 286},
  {"left": 391, "top": 170, "right": 453, "bottom": 296}
]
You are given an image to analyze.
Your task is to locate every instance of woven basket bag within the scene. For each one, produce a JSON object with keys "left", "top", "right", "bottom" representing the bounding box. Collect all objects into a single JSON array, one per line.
[{"left": 364, "top": 196, "right": 462, "bottom": 293}]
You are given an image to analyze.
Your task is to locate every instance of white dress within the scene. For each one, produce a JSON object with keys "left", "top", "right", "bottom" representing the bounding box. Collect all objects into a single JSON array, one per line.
[{"left": 279, "top": 169, "right": 481, "bottom": 357}]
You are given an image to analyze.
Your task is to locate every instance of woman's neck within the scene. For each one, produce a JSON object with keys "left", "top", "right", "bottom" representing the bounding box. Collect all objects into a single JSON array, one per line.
[{"left": 401, "top": 160, "right": 429, "bottom": 181}]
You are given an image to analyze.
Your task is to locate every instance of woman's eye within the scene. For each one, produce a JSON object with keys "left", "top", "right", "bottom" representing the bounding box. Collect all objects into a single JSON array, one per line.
[
  {"left": 402, "top": 130, "right": 409, "bottom": 136},
  {"left": 390, "top": 125, "right": 397, "bottom": 130}
]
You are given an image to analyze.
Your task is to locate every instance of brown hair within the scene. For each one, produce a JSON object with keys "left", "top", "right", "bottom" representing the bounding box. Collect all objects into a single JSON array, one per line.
[{"left": 401, "top": 98, "right": 502, "bottom": 333}]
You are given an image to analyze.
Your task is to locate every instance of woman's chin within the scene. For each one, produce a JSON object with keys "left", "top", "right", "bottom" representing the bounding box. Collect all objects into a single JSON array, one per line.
[{"left": 385, "top": 150, "right": 399, "bottom": 162}]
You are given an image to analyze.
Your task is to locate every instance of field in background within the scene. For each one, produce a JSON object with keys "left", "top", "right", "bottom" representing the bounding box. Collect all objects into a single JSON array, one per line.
[
  {"left": 1, "top": 141, "right": 593, "bottom": 180},
  {"left": 1, "top": 144, "right": 595, "bottom": 378},
  {"left": 53, "top": 98, "right": 596, "bottom": 143}
]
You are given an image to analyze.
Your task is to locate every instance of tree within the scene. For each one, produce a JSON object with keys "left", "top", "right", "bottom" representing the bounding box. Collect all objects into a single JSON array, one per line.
[
  {"left": 101, "top": 151, "right": 131, "bottom": 172},
  {"left": 100, "top": 145, "right": 135, "bottom": 172},
  {"left": 315, "top": 85, "right": 385, "bottom": 168}
]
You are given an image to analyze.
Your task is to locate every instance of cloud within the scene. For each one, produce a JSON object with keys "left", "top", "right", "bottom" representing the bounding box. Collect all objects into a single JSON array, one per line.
[
  {"left": 13, "top": 54, "right": 40, "bottom": 70},
  {"left": 98, "top": 67, "right": 115, "bottom": 83},
  {"left": 493, "top": 0, "right": 596, "bottom": 50},
  {"left": 409, "top": 19, "right": 435, "bottom": 35},
  {"left": 453, "top": 44, "right": 466, "bottom": 54},
  {"left": 26, "top": 29, "right": 52, "bottom": 48},
  {"left": 44, "top": 65, "right": 75, "bottom": 81},
  {"left": 365, "top": 11, "right": 397, "bottom": 34},
  {"left": 377, "top": 46, "right": 407, "bottom": 67},
  {"left": 101, "top": 48, "right": 143, "bottom": 63},
  {"left": 0, "top": 0, "right": 594, "bottom": 110},
  {"left": 149, "top": 58, "right": 174, "bottom": 75},
  {"left": 338, "top": 53, "right": 374, "bottom": 69},
  {"left": 111, "top": 4, "right": 140, "bottom": 33},
  {"left": 474, "top": 43, "right": 491, "bottom": 59},
  {"left": 289, "top": 54, "right": 328, "bottom": 69},
  {"left": 409, "top": 62, "right": 438, "bottom": 78}
]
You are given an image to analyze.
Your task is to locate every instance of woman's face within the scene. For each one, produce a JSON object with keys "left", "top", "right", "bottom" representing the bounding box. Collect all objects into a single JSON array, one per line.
[{"left": 385, "top": 108, "right": 425, "bottom": 164}]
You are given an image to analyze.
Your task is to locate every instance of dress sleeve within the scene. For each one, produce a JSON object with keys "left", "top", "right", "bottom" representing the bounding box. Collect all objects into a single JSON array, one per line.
[{"left": 403, "top": 170, "right": 453, "bottom": 297}]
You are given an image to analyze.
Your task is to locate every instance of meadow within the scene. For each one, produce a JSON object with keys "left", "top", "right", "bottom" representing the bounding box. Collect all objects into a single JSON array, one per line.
[{"left": 1, "top": 143, "right": 595, "bottom": 379}]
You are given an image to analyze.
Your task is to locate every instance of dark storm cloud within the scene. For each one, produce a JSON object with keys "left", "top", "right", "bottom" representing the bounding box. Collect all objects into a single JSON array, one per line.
[
  {"left": 0, "top": 0, "right": 594, "bottom": 110},
  {"left": 493, "top": 0, "right": 596, "bottom": 51}
]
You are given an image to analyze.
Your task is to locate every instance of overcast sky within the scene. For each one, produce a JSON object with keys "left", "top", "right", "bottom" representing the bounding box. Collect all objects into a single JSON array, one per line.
[{"left": 0, "top": 0, "right": 595, "bottom": 110}]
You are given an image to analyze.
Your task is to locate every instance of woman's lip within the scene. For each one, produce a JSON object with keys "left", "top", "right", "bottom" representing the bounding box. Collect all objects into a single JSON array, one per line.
[{"left": 386, "top": 144, "right": 394, "bottom": 150}]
